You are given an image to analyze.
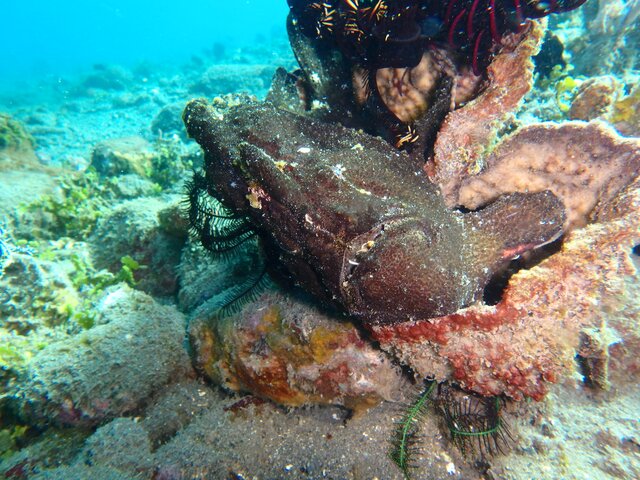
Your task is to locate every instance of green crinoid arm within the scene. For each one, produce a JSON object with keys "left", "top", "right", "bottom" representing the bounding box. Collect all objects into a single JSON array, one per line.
[{"left": 390, "top": 380, "right": 436, "bottom": 479}]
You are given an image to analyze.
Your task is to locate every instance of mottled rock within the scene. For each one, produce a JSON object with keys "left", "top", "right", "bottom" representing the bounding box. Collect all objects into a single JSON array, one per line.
[
  {"left": 109, "top": 173, "right": 159, "bottom": 199},
  {"left": 569, "top": 76, "right": 617, "bottom": 121},
  {"left": 456, "top": 122, "right": 640, "bottom": 229},
  {"left": 0, "top": 168, "right": 59, "bottom": 222},
  {"left": 141, "top": 380, "right": 216, "bottom": 448},
  {"left": 0, "top": 251, "right": 81, "bottom": 332},
  {"left": 90, "top": 195, "right": 188, "bottom": 297},
  {"left": 111, "top": 92, "right": 150, "bottom": 109},
  {"left": 31, "top": 465, "right": 139, "bottom": 480},
  {"left": 80, "top": 418, "right": 154, "bottom": 471},
  {"left": 90, "top": 136, "right": 154, "bottom": 177},
  {"left": 0, "top": 113, "right": 34, "bottom": 152},
  {"left": 0, "top": 113, "right": 38, "bottom": 168},
  {"left": 80, "top": 64, "right": 131, "bottom": 92},
  {"left": 190, "top": 287, "right": 407, "bottom": 411},
  {"left": 150, "top": 102, "right": 187, "bottom": 139},
  {"left": 19, "top": 285, "right": 191, "bottom": 426}
]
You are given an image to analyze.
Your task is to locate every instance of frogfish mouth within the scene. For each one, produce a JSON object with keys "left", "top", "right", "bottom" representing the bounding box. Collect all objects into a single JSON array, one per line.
[{"left": 183, "top": 99, "right": 564, "bottom": 326}]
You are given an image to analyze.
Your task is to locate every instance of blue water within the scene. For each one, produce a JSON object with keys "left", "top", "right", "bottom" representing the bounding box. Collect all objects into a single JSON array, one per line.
[{"left": 0, "top": 0, "right": 289, "bottom": 88}]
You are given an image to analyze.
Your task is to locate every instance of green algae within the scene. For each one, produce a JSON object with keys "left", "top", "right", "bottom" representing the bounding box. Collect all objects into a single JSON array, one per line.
[
  {"left": 23, "top": 168, "right": 111, "bottom": 238},
  {"left": 67, "top": 252, "right": 142, "bottom": 329},
  {"left": 0, "top": 113, "right": 34, "bottom": 151}
]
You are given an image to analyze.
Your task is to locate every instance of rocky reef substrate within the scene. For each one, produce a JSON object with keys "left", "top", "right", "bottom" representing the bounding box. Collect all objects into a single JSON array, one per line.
[{"left": 1, "top": 4, "right": 639, "bottom": 479}]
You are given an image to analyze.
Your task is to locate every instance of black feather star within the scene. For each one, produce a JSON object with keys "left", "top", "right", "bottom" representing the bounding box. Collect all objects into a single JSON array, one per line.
[
  {"left": 213, "top": 265, "right": 272, "bottom": 319},
  {"left": 436, "top": 384, "right": 514, "bottom": 462},
  {"left": 185, "top": 170, "right": 256, "bottom": 256},
  {"left": 184, "top": 170, "right": 272, "bottom": 319},
  {"left": 389, "top": 381, "right": 515, "bottom": 479},
  {"left": 288, "top": 0, "right": 589, "bottom": 73}
]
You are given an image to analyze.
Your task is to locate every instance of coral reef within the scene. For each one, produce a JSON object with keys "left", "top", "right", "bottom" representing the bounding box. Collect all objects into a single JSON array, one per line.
[
  {"left": 189, "top": 64, "right": 276, "bottom": 97},
  {"left": 288, "top": 0, "right": 585, "bottom": 76},
  {"left": 0, "top": 236, "right": 160, "bottom": 430},
  {"left": 12, "top": 381, "right": 467, "bottom": 480},
  {"left": 0, "top": 169, "right": 59, "bottom": 222},
  {"left": 79, "top": 419, "right": 155, "bottom": 472},
  {"left": 79, "top": 64, "right": 132, "bottom": 93}
]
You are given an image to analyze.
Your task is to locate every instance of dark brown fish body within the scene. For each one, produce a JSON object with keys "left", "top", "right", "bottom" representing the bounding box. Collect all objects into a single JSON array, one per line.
[{"left": 184, "top": 99, "right": 564, "bottom": 325}]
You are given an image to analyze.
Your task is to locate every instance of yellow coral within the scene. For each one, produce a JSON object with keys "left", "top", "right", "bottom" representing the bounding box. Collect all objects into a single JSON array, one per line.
[{"left": 555, "top": 76, "right": 583, "bottom": 113}]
